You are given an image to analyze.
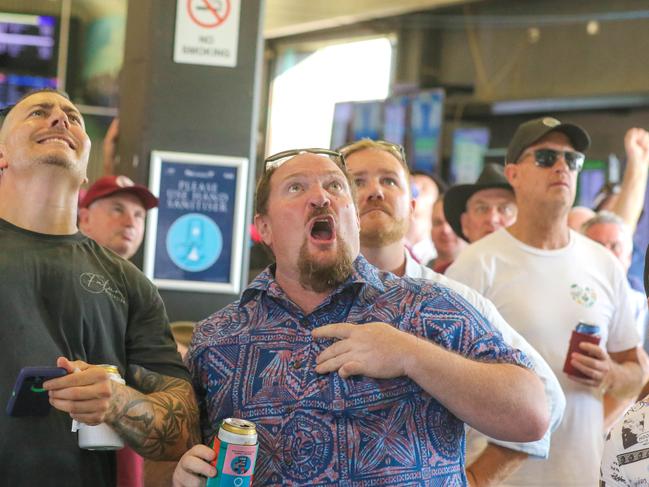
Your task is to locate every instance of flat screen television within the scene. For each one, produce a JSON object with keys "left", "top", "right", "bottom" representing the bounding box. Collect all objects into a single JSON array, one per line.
[
  {"left": 576, "top": 159, "right": 607, "bottom": 209},
  {"left": 0, "top": 12, "right": 58, "bottom": 107}
]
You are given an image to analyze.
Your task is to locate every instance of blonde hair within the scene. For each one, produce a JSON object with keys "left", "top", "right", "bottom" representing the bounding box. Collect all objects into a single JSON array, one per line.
[{"left": 339, "top": 139, "right": 408, "bottom": 175}]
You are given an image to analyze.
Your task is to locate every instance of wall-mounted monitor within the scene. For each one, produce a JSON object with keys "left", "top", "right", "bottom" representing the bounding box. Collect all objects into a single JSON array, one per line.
[
  {"left": 576, "top": 159, "right": 607, "bottom": 209},
  {"left": 0, "top": 12, "right": 58, "bottom": 106},
  {"left": 449, "top": 127, "right": 491, "bottom": 184}
]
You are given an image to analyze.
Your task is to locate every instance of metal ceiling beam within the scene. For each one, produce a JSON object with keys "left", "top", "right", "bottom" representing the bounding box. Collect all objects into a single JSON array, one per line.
[{"left": 263, "top": 0, "right": 476, "bottom": 38}]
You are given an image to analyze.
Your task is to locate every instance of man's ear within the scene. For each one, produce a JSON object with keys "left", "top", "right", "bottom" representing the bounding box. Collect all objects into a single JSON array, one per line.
[
  {"left": 408, "top": 196, "right": 417, "bottom": 228},
  {"left": 504, "top": 163, "right": 518, "bottom": 188},
  {"left": 77, "top": 208, "right": 90, "bottom": 232},
  {"left": 0, "top": 143, "right": 8, "bottom": 171},
  {"left": 460, "top": 212, "right": 470, "bottom": 241},
  {"left": 253, "top": 213, "right": 272, "bottom": 247}
]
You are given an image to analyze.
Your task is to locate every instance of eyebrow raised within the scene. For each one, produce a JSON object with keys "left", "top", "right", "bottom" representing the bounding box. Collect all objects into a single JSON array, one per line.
[
  {"left": 25, "top": 102, "right": 83, "bottom": 120},
  {"left": 349, "top": 168, "right": 401, "bottom": 178},
  {"left": 279, "top": 169, "right": 344, "bottom": 181}
]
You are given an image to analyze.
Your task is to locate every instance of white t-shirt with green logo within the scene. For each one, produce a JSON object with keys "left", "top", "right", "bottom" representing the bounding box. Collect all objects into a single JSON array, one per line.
[{"left": 448, "top": 228, "right": 641, "bottom": 487}]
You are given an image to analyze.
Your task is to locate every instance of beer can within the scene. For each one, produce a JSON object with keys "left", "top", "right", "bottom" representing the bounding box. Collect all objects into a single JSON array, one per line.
[
  {"left": 563, "top": 322, "right": 602, "bottom": 378},
  {"left": 207, "top": 418, "right": 258, "bottom": 487},
  {"left": 77, "top": 364, "right": 125, "bottom": 450},
  {"left": 575, "top": 322, "right": 601, "bottom": 336}
]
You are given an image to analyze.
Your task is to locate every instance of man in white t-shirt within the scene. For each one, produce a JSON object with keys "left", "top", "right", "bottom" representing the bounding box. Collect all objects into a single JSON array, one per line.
[
  {"left": 600, "top": 249, "right": 649, "bottom": 486},
  {"left": 448, "top": 116, "right": 648, "bottom": 486},
  {"left": 340, "top": 138, "right": 566, "bottom": 486}
]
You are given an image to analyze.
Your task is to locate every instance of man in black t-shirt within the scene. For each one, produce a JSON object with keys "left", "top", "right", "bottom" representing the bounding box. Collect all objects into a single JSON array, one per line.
[{"left": 0, "top": 89, "right": 199, "bottom": 487}]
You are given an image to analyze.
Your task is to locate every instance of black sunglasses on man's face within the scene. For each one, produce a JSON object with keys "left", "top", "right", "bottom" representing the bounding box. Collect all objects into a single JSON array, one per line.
[{"left": 520, "top": 148, "right": 585, "bottom": 172}]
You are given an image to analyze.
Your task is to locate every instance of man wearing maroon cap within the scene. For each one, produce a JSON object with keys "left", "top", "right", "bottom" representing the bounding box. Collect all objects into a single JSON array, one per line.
[{"left": 79, "top": 175, "right": 158, "bottom": 260}]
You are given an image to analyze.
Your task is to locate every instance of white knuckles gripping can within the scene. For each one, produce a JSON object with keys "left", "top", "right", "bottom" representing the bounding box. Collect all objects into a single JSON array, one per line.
[{"left": 207, "top": 418, "right": 258, "bottom": 487}]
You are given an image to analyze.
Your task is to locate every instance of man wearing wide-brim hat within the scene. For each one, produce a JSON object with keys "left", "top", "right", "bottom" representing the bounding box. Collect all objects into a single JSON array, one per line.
[{"left": 444, "top": 163, "right": 516, "bottom": 243}]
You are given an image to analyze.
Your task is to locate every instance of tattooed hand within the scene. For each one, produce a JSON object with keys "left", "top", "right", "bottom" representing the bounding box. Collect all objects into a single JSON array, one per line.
[
  {"left": 107, "top": 364, "right": 200, "bottom": 460},
  {"left": 45, "top": 357, "right": 200, "bottom": 461}
]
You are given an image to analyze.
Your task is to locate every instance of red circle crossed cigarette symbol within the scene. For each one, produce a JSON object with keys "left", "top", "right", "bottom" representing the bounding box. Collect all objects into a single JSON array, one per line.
[{"left": 187, "top": 0, "right": 231, "bottom": 28}]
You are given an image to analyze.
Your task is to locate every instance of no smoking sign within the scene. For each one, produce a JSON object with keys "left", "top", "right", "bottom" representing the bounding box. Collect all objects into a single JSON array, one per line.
[
  {"left": 174, "top": 0, "right": 241, "bottom": 67},
  {"left": 187, "top": 0, "right": 230, "bottom": 28}
]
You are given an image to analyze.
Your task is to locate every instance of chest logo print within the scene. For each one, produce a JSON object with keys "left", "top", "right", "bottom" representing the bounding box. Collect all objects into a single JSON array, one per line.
[
  {"left": 80, "top": 273, "right": 126, "bottom": 304},
  {"left": 570, "top": 284, "right": 597, "bottom": 308}
]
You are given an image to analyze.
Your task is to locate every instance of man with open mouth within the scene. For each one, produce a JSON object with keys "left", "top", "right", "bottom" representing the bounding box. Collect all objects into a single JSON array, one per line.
[{"left": 174, "top": 147, "right": 550, "bottom": 486}]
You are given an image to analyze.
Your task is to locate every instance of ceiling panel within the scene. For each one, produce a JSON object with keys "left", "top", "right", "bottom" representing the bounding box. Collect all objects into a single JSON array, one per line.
[{"left": 263, "top": 0, "right": 475, "bottom": 38}]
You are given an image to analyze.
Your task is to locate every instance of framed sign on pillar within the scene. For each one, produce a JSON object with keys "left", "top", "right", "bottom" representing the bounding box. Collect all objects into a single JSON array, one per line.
[{"left": 144, "top": 150, "right": 248, "bottom": 294}]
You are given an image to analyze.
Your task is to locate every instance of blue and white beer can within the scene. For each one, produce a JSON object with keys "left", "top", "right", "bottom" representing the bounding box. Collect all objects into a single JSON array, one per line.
[{"left": 575, "top": 322, "right": 601, "bottom": 336}]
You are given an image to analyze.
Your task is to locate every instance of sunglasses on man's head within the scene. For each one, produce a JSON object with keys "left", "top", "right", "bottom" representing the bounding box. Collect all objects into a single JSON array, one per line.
[
  {"left": 339, "top": 139, "right": 406, "bottom": 163},
  {"left": 521, "top": 148, "right": 585, "bottom": 172},
  {"left": 263, "top": 148, "right": 346, "bottom": 174}
]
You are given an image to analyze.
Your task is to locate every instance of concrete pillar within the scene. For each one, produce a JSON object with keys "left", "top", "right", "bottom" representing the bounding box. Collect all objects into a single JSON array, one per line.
[{"left": 118, "top": 0, "right": 264, "bottom": 321}]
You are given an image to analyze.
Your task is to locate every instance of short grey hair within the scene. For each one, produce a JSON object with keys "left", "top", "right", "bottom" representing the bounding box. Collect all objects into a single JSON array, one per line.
[{"left": 581, "top": 210, "right": 633, "bottom": 249}]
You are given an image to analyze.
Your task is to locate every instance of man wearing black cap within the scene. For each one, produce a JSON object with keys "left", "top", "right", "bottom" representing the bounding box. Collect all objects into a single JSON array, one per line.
[
  {"left": 444, "top": 163, "right": 516, "bottom": 243},
  {"left": 600, "top": 245, "right": 649, "bottom": 486},
  {"left": 448, "top": 117, "right": 647, "bottom": 486},
  {"left": 79, "top": 175, "right": 158, "bottom": 260}
]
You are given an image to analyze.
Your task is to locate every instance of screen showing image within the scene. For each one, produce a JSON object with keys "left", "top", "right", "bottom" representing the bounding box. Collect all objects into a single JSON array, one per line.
[
  {"left": 576, "top": 160, "right": 607, "bottom": 209},
  {"left": 0, "top": 12, "right": 58, "bottom": 106}
]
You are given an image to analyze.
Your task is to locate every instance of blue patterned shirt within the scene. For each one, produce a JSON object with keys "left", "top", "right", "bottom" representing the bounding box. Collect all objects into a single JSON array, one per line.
[{"left": 188, "top": 255, "right": 532, "bottom": 486}]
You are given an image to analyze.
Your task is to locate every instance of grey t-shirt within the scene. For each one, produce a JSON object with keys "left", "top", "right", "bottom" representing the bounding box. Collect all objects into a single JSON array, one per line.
[{"left": 0, "top": 218, "right": 188, "bottom": 487}]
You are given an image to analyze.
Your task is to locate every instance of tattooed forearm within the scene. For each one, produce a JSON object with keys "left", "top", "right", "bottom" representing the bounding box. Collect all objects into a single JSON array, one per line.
[{"left": 105, "top": 365, "right": 200, "bottom": 460}]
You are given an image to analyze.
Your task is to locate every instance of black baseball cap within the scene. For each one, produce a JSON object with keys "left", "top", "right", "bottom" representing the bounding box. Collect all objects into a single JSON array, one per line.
[
  {"left": 506, "top": 117, "right": 591, "bottom": 164},
  {"left": 443, "top": 163, "right": 513, "bottom": 241}
]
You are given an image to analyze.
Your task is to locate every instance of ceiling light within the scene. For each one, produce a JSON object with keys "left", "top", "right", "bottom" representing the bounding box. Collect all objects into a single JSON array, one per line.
[{"left": 586, "top": 20, "right": 599, "bottom": 35}]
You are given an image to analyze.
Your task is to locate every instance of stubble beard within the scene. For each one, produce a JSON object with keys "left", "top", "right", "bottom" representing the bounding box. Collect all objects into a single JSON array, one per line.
[
  {"left": 297, "top": 236, "right": 355, "bottom": 293},
  {"left": 39, "top": 153, "right": 74, "bottom": 170},
  {"left": 360, "top": 214, "right": 408, "bottom": 248}
]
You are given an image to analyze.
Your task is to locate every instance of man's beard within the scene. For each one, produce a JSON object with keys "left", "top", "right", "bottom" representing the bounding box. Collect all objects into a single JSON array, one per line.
[
  {"left": 360, "top": 206, "right": 408, "bottom": 247},
  {"left": 297, "top": 236, "right": 354, "bottom": 293}
]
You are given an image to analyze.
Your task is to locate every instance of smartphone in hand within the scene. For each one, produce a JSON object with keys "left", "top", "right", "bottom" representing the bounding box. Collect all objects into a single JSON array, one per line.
[{"left": 6, "top": 366, "right": 67, "bottom": 417}]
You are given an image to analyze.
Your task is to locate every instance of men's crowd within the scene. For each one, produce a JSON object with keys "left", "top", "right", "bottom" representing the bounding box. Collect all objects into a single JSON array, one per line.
[{"left": 1, "top": 89, "right": 648, "bottom": 487}]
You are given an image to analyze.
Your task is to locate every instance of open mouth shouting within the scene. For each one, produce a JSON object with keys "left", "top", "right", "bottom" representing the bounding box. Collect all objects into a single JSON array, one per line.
[{"left": 308, "top": 215, "right": 336, "bottom": 245}]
